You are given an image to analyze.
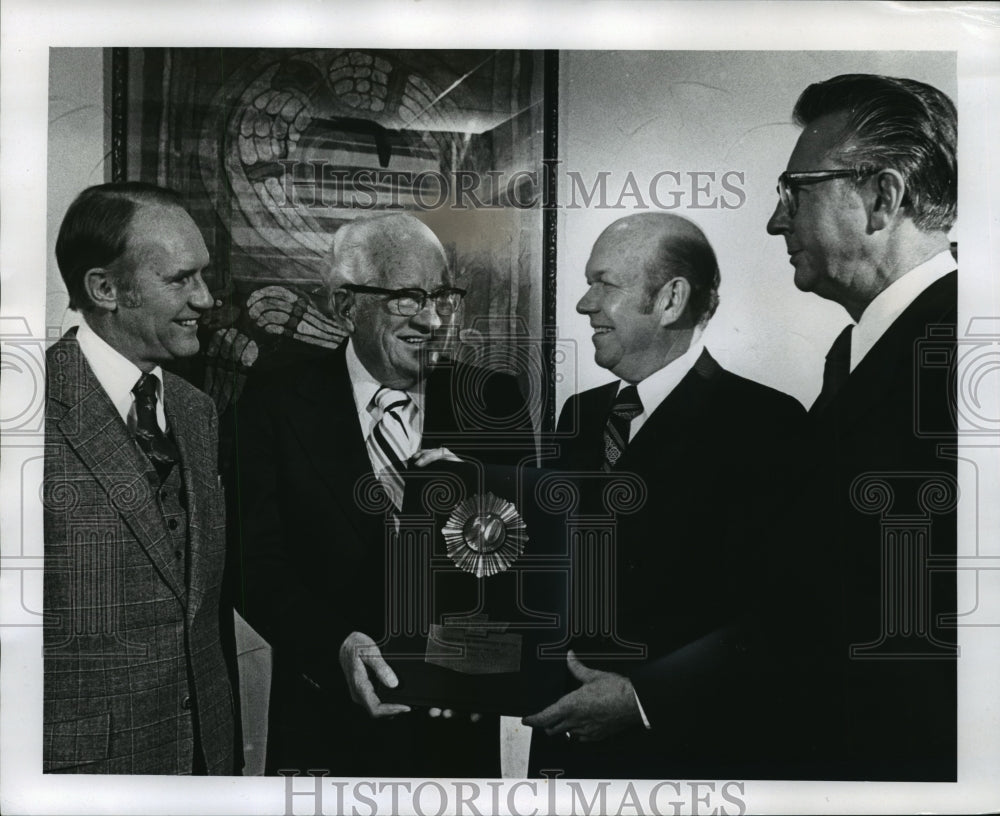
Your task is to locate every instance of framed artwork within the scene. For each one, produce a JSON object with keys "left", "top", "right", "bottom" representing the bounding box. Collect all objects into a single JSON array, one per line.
[{"left": 113, "top": 47, "right": 558, "bottom": 438}]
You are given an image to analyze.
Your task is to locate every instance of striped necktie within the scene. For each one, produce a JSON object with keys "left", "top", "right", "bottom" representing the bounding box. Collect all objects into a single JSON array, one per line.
[
  {"left": 367, "top": 387, "right": 419, "bottom": 510},
  {"left": 602, "top": 384, "right": 643, "bottom": 472},
  {"left": 130, "top": 373, "right": 180, "bottom": 482}
]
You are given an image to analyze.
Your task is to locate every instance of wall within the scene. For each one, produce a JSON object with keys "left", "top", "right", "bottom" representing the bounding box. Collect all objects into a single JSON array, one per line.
[
  {"left": 555, "top": 51, "right": 957, "bottom": 413},
  {"left": 47, "top": 49, "right": 959, "bottom": 410},
  {"left": 47, "top": 47, "right": 106, "bottom": 334}
]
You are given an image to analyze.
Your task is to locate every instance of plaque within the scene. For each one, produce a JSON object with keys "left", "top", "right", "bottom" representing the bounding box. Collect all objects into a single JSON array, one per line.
[{"left": 378, "top": 462, "right": 572, "bottom": 716}]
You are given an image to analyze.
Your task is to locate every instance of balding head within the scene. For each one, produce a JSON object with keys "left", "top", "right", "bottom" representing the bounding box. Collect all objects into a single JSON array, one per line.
[
  {"left": 578, "top": 213, "right": 719, "bottom": 383},
  {"left": 593, "top": 213, "right": 720, "bottom": 327}
]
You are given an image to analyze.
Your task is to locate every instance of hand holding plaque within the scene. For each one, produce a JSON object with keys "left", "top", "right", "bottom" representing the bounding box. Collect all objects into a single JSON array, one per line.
[
  {"left": 338, "top": 631, "right": 411, "bottom": 718},
  {"left": 376, "top": 461, "right": 572, "bottom": 716},
  {"left": 411, "top": 447, "right": 462, "bottom": 467}
]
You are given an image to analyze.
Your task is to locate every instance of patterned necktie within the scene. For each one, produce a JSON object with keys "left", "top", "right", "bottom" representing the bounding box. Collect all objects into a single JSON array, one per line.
[
  {"left": 811, "top": 324, "right": 854, "bottom": 415},
  {"left": 602, "top": 384, "right": 643, "bottom": 472},
  {"left": 131, "top": 373, "right": 180, "bottom": 482},
  {"left": 367, "top": 387, "right": 419, "bottom": 510}
]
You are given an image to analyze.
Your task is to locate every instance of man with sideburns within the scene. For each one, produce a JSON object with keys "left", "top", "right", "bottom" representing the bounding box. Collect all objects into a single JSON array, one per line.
[
  {"left": 766, "top": 73, "right": 958, "bottom": 780},
  {"left": 235, "top": 213, "right": 534, "bottom": 776},
  {"left": 44, "top": 182, "right": 238, "bottom": 774},
  {"left": 525, "top": 213, "right": 806, "bottom": 778}
]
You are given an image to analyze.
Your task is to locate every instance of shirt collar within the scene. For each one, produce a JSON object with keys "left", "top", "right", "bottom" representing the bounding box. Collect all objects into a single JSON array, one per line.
[
  {"left": 620, "top": 335, "right": 706, "bottom": 417},
  {"left": 345, "top": 340, "right": 425, "bottom": 431},
  {"left": 75, "top": 319, "right": 165, "bottom": 425},
  {"left": 851, "top": 249, "right": 955, "bottom": 371}
]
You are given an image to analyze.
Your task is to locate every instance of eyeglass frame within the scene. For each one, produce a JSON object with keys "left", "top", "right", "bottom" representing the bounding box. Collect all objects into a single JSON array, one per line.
[
  {"left": 776, "top": 168, "right": 877, "bottom": 217},
  {"left": 341, "top": 283, "right": 467, "bottom": 317}
]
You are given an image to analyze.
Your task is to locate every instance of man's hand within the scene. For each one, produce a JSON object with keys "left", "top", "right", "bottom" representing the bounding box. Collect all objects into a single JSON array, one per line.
[
  {"left": 521, "top": 651, "right": 642, "bottom": 742},
  {"left": 338, "top": 631, "right": 411, "bottom": 718},
  {"left": 411, "top": 447, "right": 462, "bottom": 467}
]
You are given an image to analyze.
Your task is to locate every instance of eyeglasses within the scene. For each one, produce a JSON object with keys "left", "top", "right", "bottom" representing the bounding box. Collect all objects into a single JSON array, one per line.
[
  {"left": 776, "top": 169, "right": 874, "bottom": 217},
  {"left": 343, "top": 284, "right": 467, "bottom": 317}
]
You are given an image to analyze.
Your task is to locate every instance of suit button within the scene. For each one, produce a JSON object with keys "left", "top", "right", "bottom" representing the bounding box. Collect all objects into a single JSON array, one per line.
[
  {"left": 168, "top": 518, "right": 179, "bottom": 531},
  {"left": 160, "top": 489, "right": 170, "bottom": 501},
  {"left": 181, "top": 696, "right": 192, "bottom": 710},
  {"left": 174, "top": 550, "right": 183, "bottom": 560}
]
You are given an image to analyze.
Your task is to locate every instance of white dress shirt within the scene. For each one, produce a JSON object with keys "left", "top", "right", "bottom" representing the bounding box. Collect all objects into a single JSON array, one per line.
[
  {"left": 75, "top": 320, "right": 168, "bottom": 431},
  {"left": 850, "top": 249, "right": 955, "bottom": 372},
  {"left": 619, "top": 335, "right": 707, "bottom": 441}
]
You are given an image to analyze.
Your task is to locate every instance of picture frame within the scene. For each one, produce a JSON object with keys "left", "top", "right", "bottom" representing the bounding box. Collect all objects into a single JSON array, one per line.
[{"left": 110, "top": 47, "right": 560, "bottom": 434}]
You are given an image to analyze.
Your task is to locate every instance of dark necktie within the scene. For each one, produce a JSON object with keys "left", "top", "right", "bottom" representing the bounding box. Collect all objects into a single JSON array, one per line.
[
  {"left": 811, "top": 324, "right": 854, "bottom": 415},
  {"left": 131, "top": 373, "right": 180, "bottom": 481},
  {"left": 602, "top": 384, "right": 643, "bottom": 472}
]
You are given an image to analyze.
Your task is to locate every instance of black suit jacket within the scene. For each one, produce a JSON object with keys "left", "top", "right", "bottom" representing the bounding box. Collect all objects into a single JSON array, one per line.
[
  {"left": 232, "top": 346, "right": 534, "bottom": 776},
  {"left": 531, "top": 350, "right": 807, "bottom": 778},
  {"left": 782, "top": 270, "right": 958, "bottom": 780}
]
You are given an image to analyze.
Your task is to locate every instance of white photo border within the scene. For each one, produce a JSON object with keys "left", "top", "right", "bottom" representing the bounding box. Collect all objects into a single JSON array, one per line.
[{"left": 2, "top": 2, "right": 998, "bottom": 815}]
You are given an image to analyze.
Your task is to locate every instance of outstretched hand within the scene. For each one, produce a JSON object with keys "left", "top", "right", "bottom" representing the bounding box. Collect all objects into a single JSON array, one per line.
[
  {"left": 521, "top": 651, "right": 642, "bottom": 742},
  {"left": 338, "top": 631, "right": 411, "bottom": 719}
]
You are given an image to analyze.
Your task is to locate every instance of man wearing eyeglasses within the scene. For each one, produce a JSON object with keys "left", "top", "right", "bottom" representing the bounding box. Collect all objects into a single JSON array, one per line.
[
  {"left": 766, "top": 74, "right": 957, "bottom": 779},
  {"left": 234, "top": 213, "right": 533, "bottom": 777}
]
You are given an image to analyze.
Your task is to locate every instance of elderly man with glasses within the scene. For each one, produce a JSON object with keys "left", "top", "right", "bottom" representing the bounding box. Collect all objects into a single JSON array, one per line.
[
  {"left": 766, "top": 74, "right": 958, "bottom": 780},
  {"left": 233, "top": 213, "right": 534, "bottom": 777}
]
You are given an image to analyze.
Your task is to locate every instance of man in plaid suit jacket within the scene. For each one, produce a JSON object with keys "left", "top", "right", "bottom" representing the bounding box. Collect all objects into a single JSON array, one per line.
[{"left": 43, "top": 183, "right": 237, "bottom": 774}]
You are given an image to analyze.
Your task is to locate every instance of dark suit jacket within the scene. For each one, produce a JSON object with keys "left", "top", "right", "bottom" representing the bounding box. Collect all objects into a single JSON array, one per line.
[
  {"left": 782, "top": 270, "right": 958, "bottom": 780},
  {"left": 44, "top": 332, "right": 236, "bottom": 774},
  {"left": 233, "top": 346, "right": 535, "bottom": 776},
  {"left": 530, "top": 350, "right": 807, "bottom": 779}
]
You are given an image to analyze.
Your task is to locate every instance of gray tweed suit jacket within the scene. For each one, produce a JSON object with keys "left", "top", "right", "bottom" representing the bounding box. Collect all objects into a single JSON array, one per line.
[{"left": 43, "top": 331, "right": 235, "bottom": 774}]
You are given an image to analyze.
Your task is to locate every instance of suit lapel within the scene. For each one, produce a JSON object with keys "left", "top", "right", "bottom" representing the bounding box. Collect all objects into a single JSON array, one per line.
[
  {"left": 163, "top": 373, "right": 211, "bottom": 614},
  {"left": 820, "top": 271, "right": 957, "bottom": 428},
  {"left": 48, "top": 336, "right": 187, "bottom": 604},
  {"left": 618, "top": 349, "right": 721, "bottom": 472},
  {"left": 284, "top": 350, "right": 384, "bottom": 540},
  {"left": 567, "top": 381, "right": 619, "bottom": 472},
  {"left": 422, "top": 365, "right": 458, "bottom": 438},
  {"left": 567, "top": 350, "right": 720, "bottom": 473}
]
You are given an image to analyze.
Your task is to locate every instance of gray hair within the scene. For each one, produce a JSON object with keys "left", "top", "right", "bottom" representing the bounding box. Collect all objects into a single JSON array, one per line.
[
  {"left": 793, "top": 74, "right": 956, "bottom": 232},
  {"left": 323, "top": 213, "right": 447, "bottom": 293}
]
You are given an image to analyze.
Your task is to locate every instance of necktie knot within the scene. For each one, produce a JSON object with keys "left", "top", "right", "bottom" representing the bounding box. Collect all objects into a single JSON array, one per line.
[
  {"left": 611, "top": 384, "right": 643, "bottom": 422},
  {"left": 371, "top": 386, "right": 411, "bottom": 419},
  {"left": 826, "top": 324, "right": 853, "bottom": 364},
  {"left": 132, "top": 372, "right": 160, "bottom": 402}
]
